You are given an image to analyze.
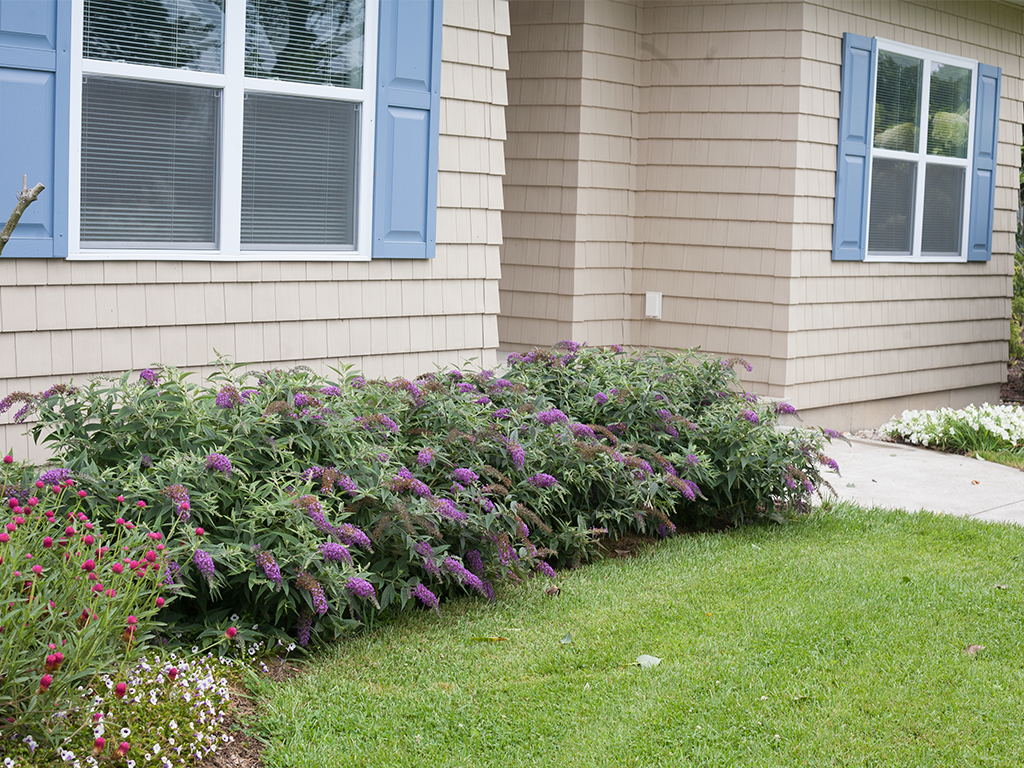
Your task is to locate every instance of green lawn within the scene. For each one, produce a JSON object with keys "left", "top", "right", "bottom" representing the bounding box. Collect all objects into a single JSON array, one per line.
[{"left": 249, "top": 503, "right": 1024, "bottom": 767}]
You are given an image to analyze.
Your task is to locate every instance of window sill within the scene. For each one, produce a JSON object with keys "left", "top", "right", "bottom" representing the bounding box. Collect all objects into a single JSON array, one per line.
[{"left": 67, "top": 250, "right": 372, "bottom": 262}]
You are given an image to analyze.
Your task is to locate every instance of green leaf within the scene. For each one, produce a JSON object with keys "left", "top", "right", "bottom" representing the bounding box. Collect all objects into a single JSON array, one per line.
[{"left": 560, "top": 632, "right": 573, "bottom": 644}]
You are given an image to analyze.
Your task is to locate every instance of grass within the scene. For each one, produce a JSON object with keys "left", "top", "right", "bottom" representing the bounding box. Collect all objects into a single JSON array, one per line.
[
  {"left": 247, "top": 503, "right": 1024, "bottom": 767},
  {"left": 972, "top": 448, "right": 1024, "bottom": 470}
]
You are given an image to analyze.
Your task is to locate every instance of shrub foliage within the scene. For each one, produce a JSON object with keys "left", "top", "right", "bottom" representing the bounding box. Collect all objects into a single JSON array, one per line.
[{"left": 5, "top": 345, "right": 839, "bottom": 651}]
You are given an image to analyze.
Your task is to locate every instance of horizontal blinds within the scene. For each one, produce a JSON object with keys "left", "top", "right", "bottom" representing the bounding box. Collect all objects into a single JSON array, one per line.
[
  {"left": 83, "top": 0, "right": 224, "bottom": 73},
  {"left": 241, "top": 92, "right": 357, "bottom": 247},
  {"left": 245, "top": 0, "right": 363, "bottom": 88},
  {"left": 922, "top": 164, "right": 965, "bottom": 255},
  {"left": 868, "top": 157, "right": 916, "bottom": 254},
  {"left": 81, "top": 76, "right": 218, "bottom": 246}
]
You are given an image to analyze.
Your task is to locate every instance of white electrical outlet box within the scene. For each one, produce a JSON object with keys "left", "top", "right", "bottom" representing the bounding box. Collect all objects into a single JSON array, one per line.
[{"left": 645, "top": 291, "right": 662, "bottom": 319}]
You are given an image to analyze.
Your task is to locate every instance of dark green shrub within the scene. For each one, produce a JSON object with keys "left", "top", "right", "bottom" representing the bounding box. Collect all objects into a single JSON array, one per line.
[{"left": 5, "top": 346, "right": 838, "bottom": 648}]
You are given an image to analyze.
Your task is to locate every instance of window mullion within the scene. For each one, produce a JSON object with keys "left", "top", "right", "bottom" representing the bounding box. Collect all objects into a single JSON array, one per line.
[
  {"left": 219, "top": 0, "right": 247, "bottom": 256},
  {"left": 910, "top": 56, "right": 933, "bottom": 259}
]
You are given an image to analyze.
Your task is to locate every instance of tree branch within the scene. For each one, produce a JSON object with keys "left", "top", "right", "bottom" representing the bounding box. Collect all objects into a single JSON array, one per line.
[{"left": 0, "top": 177, "right": 46, "bottom": 255}]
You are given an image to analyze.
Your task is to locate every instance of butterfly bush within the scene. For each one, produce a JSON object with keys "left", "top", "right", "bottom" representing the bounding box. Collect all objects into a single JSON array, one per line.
[
  {"left": 5, "top": 345, "right": 838, "bottom": 652},
  {"left": 884, "top": 403, "right": 1024, "bottom": 452}
]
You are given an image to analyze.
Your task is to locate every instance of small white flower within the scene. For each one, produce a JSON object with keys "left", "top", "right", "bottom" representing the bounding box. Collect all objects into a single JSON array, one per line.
[
  {"left": 6, "top": 757, "right": 17, "bottom": 767},
  {"left": 229, "top": 614, "right": 239, "bottom": 622},
  {"left": 121, "top": 728, "right": 131, "bottom": 738},
  {"left": 93, "top": 724, "right": 104, "bottom": 737},
  {"left": 152, "top": 744, "right": 160, "bottom": 755},
  {"left": 169, "top": 720, "right": 178, "bottom": 731}
]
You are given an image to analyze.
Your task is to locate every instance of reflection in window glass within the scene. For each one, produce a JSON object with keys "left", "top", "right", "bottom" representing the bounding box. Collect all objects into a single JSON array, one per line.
[
  {"left": 868, "top": 158, "right": 916, "bottom": 254},
  {"left": 83, "top": 0, "right": 224, "bottom": 73},
  {"left": 926, "top": 63, "right": 971, "bottom": 158},
  {"left": 245, "top": 0, "right": 364, "bottom": 88},
  {"left": 921, "top": 164, "right": 965, "bottom": 255},
  {"left": 873, "top": 51, "right": 922, "bottom": 153}
]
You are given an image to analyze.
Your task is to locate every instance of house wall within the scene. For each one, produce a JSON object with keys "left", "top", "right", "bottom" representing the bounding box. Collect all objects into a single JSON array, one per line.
[
  {"left": 500, "top": 0, "right": 642, "bottom": 350},
  {"left": 501, "top": 0, "right": 1023, "bottom": 429},
  {"left": 0, "top": 0, "right": 510, "bottom": 460},
  {"left": 786, "top": 0, "right": 1023, "bottom": 429}
]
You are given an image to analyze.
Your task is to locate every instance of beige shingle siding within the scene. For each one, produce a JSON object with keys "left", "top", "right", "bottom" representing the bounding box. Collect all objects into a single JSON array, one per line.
[
  {"left": 0, "top": 0, "right": 509, "bottom": 458},
  {"left": 788, "top": 0, "right": 1023, "bottom": 426},
  {"left": 502, "top": 0, "right": 1022, "bottom": 427}
]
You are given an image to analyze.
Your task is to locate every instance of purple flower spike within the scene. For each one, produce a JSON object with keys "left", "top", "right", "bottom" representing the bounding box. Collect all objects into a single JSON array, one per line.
[
  {"left": 527, "top": 473, "right": 558, "bottom": 488},
  {"left": 594, "top": 392, "right": 609, "bottom": 405},
  {"left": 255, "top": 549, "right": 283, "bottom": 588},
  {"left": 215, "top": 386, "right": 241, "bottom": 409},
  {"left": 337, "top": 523, "right": 373, "bottom": 552},
  {"left": 536, "top": 561, "right": 556, "bottom": 579},
  {"left": 443, "top": 557, "right": 487, "bottom": 596},
  {"left": 417, "top": 448, "right": 435, "bottom": 467},
  {"left": 346, "top": 577, "right": 380, "bottom": 608},
  {"left": 740, "top": 409, "right": 759, "bottom": 425},
  {"left": 415, "top": 541, "right": 442, "bottom": 577},
  {"left": 319, "top": 541, "right": 353, "bottom": 564},
  {"left": 412, "top": 583, "right": 440, "bottom": 612},
  {"left": 205, "top": 453, "right": 232, "bottom": 475},
  {"left": 775, "top": 402, "right": 797, "bottom": 415},
  {"left": 193, "top": 549, "right": 215, "bottom": 581},
  {"left": 139, "top": 368, "right": 159, "bottom": 385},
  {"left": 536, "top": 408, "right": 568, "bottom": 426},
  {"left": 451, "top": 467, "right": 479, "bottom": 486},
  {"left": 432, "top": 498, "right": 467, "bottom": 523}
]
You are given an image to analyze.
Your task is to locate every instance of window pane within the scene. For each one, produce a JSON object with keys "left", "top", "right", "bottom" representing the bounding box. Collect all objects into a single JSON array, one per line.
[
  {"left": 81, "top": 77, "right": 218, "bottom": 246},
  {"left": 241, "top": 93, "right": 357, "bottom": 247},
  {"left": 921, "top": 164, "right": 965, "bottom": 255},
  {"left": 245, "top": 0, "right": 364, "bottom": 88},
  {"left": 874, "top": 51, "right": 922, "bottom": 153},
  {"left": 868, "top": 158, "right": 916, "bottom": 254},
  {"left": 83, "top": 0, "right": 224, "bottom": 73},
  {"left": 926, "top": 63, "right": 971, "bottom": 158}
]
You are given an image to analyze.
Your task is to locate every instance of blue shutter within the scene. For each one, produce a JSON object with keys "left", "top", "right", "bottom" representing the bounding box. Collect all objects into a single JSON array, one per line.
[
  {"left": 372, "top": 0, "right": 443, "bottom": 259},
  {"left": 0, "top": 0, "right": 69, "bottom": 257},
  {"left": 832, "top": 33, "right": 876, "bottom": 261},
  {"left": 966, "top": 63, "right": 1001, "bottom": 262}
]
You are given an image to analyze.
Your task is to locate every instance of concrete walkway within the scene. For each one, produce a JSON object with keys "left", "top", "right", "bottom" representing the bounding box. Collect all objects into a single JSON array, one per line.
[{"left": 822, "top": 437, "right": 1024, "bottom": 526}]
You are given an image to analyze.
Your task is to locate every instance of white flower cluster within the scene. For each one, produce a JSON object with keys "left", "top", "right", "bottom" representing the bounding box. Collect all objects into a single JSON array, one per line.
[{"left": 883, "top": 403, "right": 1024, "bottom": 451}]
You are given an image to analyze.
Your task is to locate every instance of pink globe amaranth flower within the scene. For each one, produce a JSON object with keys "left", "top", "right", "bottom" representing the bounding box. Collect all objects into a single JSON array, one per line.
[
  {"left": 117, "top": 742, "right": 130, "bottom": 757},
  {"left": 115, "top": 682, "right": 127, "bottom": 698},
  {"left": 81, "top": 559, "right": 96, "bottom": 572},
  {"left": 112, "top": 562, "right": 123, "bottom": 574},
  {"left": 116, "top": 495, "right": 125, "bottom": 503},
  {"left": 195, "top": 527, "right": 205, "bottom": 536},
  {"left": 2, "top": 455, "right": 12, "bottom": 464},
  {"left": 43, "top": 536, "right": 53, "bottom": 548},
  {"left": 77, "top": 490, "right": 87, "bottom": 498},
  {"left": 38, "top": 674, "right": 53, "bottom": 692},
  {"left": 93, "top": 736, "right": 106, "bottom": 753},
  {"left": 225, "top": 626, "right": 237, "bottom": 639},
  {"left": 136, "top": 501, "right": 146, "bottom": 508},
  {"left": 32, "top": 565, "right": 42, "bottom": 575},
  {"left": 167, "top": 666, "right": 178, "bottom": 680},
  {"left": 126, "top": 615, "right": 137, "bottom": 626},
  {"left": 155, "top": 597, "right": 165, "bottom": 608},
  {"left": 0, "top": 533, "right": 8, "bottom": 544}
]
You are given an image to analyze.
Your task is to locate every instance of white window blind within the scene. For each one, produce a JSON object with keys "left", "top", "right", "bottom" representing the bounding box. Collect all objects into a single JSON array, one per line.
[
  {"left": 241, "top": 93, "right": 357, "bottom": 248},
  {"left": 80, "top": 77, "right": 219, "bottom": 246}
]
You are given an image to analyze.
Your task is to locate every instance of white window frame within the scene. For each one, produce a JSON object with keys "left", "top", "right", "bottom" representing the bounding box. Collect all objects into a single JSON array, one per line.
[
  {"left": 865, "top": 39, "right": 978, "bottom": 263},
  {"left": 67, "top": 0, "right": 378, "bottom": 262}
]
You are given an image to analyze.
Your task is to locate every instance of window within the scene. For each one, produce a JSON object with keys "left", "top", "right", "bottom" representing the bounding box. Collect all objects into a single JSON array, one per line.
[
  {"left": 70, "top": 0, "right": 377, "bottom": 259},
  {"left": 833, "top": 34, "right": 1002, "bottom": 263}
]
